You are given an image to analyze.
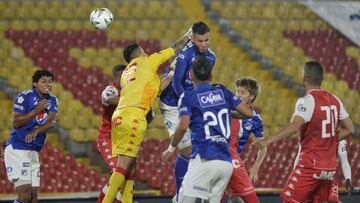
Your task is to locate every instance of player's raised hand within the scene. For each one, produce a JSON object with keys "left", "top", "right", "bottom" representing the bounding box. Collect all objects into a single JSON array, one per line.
[
  {"left": 249, "top": 164, "right": 260, "bottom": 182},
  {"left": 25, "top": 130, "right": 38, "bottom": 143},
  {"left": 184, "top": 25, "right": 193, "bottom": 39},
  {"left": 345, "top": 179, "right": 353, "bottom": 196},
  {"left": 35, "top": 99, "right": 48, "bottom": 113}
]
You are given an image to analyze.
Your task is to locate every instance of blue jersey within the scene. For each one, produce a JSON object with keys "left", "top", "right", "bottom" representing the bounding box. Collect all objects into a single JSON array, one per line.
[
  {"left": 178, "top": 83, "right": 241, "bottom": 162},
  {"left": 230, "top": 111, "right": 264, "bottom": 154},
  {"left": 6, "top": 88, "right": 58, "bottom": 151},
  {"left": 160, "top": 41, "right": 216, "bottom": 107}
]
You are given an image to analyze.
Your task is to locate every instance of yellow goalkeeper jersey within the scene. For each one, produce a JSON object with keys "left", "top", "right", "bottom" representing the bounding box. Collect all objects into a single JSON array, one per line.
[{"left": 117, "top": 47, "right": 175, "bottom": 113}]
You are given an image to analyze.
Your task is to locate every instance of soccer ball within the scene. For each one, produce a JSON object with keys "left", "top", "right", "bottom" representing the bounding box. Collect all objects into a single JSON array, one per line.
[{"left": 90, "top": 8, "right": 113, "bottom": 29}]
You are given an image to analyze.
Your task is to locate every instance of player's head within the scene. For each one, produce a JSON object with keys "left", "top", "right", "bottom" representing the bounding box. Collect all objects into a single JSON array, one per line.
[
  {"left": 190, "top": 56, "right": 212, "bottom": 83},
  {"left": 32, "top": 69, "right": 54, "bottom": 94},
  {"left": 235, "top": 77, "right": 260, "bottom": 104},
  {"left": 123, "top": 43, "right": 146, "bottom": 63},
  {"left": 112, "top": 64, "right": 126, "bottom": 85},
  {"left": 303, "top": 61, "right": 324, "bottom": 87},
  {"left": 191, "top": 21, "right": 210, "bottom": 53}
]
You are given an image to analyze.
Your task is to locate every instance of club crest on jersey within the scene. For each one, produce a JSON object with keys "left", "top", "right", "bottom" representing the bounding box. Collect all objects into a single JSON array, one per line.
[
  {"left": 198, "top": 90, "right": 225, "bottom": 108},
  {"left": 244, "top": 122, "right": 253, "bottom": 131},
  {"left": 36, "top": 112, "right": 48, "bottom": 125},
  {"left": 297, "top": 103, "right": 306, "bottom": 112}
]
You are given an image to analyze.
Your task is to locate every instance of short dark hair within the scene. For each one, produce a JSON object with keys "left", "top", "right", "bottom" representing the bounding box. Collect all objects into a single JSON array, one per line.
[
  {"left": 32, "top": 69, "right": 54, "bottom": 87},
  {"left": 235, "top": 77, "right": 260, "bottom": 103},
  {"left": 112, "top": 64, "right": 126, "bottom": 77},
  {"left": 192, "top": 56, "right": 212, "bottom": 81},
  {"left": 123, "top": 43, "right": 140, "bottom": 63},
  {"left": 304, "top": 61, "right": 324, "bottom": 85},
  {"left": 192, "top": 21, "right": 210, "bottom": 35}
]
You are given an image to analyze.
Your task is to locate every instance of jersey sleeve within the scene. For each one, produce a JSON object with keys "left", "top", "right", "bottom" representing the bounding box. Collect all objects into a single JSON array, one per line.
[
  {"left": 222, "top": 86, "right": 241, "bottom": 110},
  {"left": 49, "top": 96, "right": 58, "bottom": 113},
  {"left": 172, "top": 52, "right": 188, "bottom": 97},
  {"left": 292, "top": 94, "right": 315, "bottom": 123},
  {"left": 338, "top": 140, "right": 351, "bottom": 180},
  {"left": 178, "top": 93, "right": 192, "bottom": 117},
  {"left": 334, "top": 96, "right": 350, "bottom": 120},
  {"left": 13, "top": 92, "right": 28, "bottom": 114},
  {"left": 148, "top": 47, "right": 175, "bottom": 72},
  {"left": 253, "top": 115, "right": 264, "bottom": 138}
]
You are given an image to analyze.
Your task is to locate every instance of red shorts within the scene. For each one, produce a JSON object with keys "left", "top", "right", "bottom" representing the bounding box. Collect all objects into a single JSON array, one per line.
[
  {"left": 281, "top": 165, "right": 336, "bottom": 203},
  {"left": 227, "top": 154, "right": 256, "bottom": 197},
  {"left": 313, "top": 180, "right": 339, "bottom": 203},
  {"left": 97, "top": 132, "right": 118, "bottom": 171}
]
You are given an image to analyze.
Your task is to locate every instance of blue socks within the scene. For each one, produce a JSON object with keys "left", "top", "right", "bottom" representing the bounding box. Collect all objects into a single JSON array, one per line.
[
  {"left": 14, "top": 200, "right": 23, "bottom": 203},
  {"left": 174, "top": 154, "right": 190, "bottom": 200}
]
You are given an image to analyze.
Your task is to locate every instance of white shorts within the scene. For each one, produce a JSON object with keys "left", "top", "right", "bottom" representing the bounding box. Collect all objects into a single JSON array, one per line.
[
  {"left": 159, "top": 101, "right": 191, "bottom": 149},
  {"left": 4, "top": 144, "right": 41, "bottom": 188},
  {"left": 178, "top": 155, "right": 233, "bottom": 203}
]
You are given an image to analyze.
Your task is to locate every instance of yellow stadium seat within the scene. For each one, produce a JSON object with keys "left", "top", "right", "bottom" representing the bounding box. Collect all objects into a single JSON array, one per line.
[
  {"left": 55, "top": 20, "right": 68, "bottom": 31},
  {"left": 25, "top": 20, "right": 39, "bottom": 31},
  {"left": 83, "top": 48, "right": 97, "bottom": 58},
  {"left": 85, "top": 128, "right": 98, "bottom": 141},
  {"left": 45, "top": 7, "right": 60, "bottom": 20},
  {"left": 90, "top": 116, "right": 101, "bottom": 129},
  {"left": 39, "top": 20, "right": 54, "bottom": 31},
  {"left": 0, "top": 21, "right": 9, "bottom": 32},
  {"left": 69, "top": 48, "right": 82, "bottom": 59},
  {"left": 68, "top": 20, "right": 82, "bottom": 30},
  {"left": 69, "top": 128, "right": 86, "bottom": 142},
  {"left": 10, "top": 20, "right": 24, "bottom": 31}
]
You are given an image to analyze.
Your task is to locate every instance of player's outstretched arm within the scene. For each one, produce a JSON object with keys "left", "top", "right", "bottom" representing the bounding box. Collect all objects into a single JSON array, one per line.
[
  {"left": 161, "top": 115, "right": 190, "bottom": 163},
  {"left": 13, "top": 99, "right": 48, "bottom": 128},
  {"left": 25, "top": 112, "right": 58, "bottom": 143},
  {"left": 170, "top": 27, "right": 192, "bottom": 54},
  {"left": 338, "top": 140, "right": 353, "bottom": 195},
  {"left": 254, "top": 116, "right": 304, "bottom": 149},
  {"left": 337, "top": 117, "right": 355, "bottom": 141},
  {"left": 249, "top": 145, "right": 267, "bottom": 182},
  {"left": 160, "top": 70, "right": 174, "bottom": 93}
]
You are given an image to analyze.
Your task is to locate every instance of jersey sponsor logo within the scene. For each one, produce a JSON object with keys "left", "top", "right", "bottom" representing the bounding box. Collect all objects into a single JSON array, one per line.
[
  {"left": 209, "top": 135, "right": 228, "bottom": 143},
  {"left": 179, "top": 107, "right": 188, "bottom": 113},
  {"left": 17, "top": 96, "right": 24, "bottom": 104},
  {"left": 165, "top": 120, "right": 172, "bottom": 129},
  {"left": 193, "top": 185, "right": 208, "bottom": 193},
  {"left": 197, "top": 90, "right": 225, "bottom": 108},
  {"left": 22, "top": 162, "right": 30, "bottom": 167},
  {"left": 14, "top": 104, "right": 24, "bottom": 110},
  {"left": 313, "top": 171, "right": 335, "bottom": 180},
  {"left": 296, "top": 103, "right": 306, "bottom": 112},
  {"left": 21, "top": 170, "right": 28, "bottom": 176},
  {"left": 36, "top": 112, "right": 48, "bottom": 125}
]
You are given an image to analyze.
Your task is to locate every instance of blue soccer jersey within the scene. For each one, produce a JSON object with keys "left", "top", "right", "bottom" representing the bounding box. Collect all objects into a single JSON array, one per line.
[
  {"left": 230, "top": 110, "right": 264, "bottom": 154},
  {"left": 178, "top": 83, "right": 241, "bottom": 163},
  {"left": 6, "top": 88, "right": 58, "bottom": 151},
  {"left": 160, "top": 41, "right": 216, "bottom": 107}
]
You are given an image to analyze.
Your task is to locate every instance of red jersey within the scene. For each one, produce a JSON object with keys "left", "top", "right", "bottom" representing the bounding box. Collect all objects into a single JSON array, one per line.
[
  {"left": 230, "top": 119, "right": 241, "bottom": 156},
  {"left": 98, "top": 82, "right": 120, "bottom": 135},
  {"left": 293, "top": 89, "right": 349, "bottom": 170}
]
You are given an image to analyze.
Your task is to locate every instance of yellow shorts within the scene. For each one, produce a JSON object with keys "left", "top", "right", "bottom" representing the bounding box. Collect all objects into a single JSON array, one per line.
[{"left": 111, "top": 107, "right": 147, "bottom": 157}]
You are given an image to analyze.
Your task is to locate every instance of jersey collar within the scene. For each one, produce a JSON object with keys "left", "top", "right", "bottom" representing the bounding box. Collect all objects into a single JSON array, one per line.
[{"left": 194, "top": 82, "right": 211, "bottom": 90}]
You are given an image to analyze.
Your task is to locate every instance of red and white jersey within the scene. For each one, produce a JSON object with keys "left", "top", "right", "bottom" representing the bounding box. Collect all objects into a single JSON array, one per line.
[
  {"left": 98, "top": 82, "right": 120, "bottom": 136},
  {"left": 293, "top": 89, "right": 349, "bottom": 170}
]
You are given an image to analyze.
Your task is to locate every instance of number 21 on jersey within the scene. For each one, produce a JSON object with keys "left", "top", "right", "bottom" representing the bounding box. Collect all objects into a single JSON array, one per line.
[{"left": 321, "top": 105, "right": 338, "bottom": 138}]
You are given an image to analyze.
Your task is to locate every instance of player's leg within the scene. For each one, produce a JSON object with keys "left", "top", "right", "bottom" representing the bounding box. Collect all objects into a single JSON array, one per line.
[
  {"left": 208, "top": 160, "right": 233, "bottom": 203},
  {"left": 313, "top": 179, "right": 339, "bottom": 203},
  {"left": 30, "top": 187, "right": 39, "bottom": 203},
  {"left": 30, "top": 151, "right": 40, "bottom": 203},
  {"left": 120, "top": 164, "right": 136, "bottom": 203},
  {"left": 161, "top": 104, "right": 191, "bottom": 200},
  {"left": 227, "top": 156, "right": 259, "bottom": 203},
  {"left": 103, "top": 108, "right": 146, "bottom": 203},
  {"left": 178, "top": 155, "right": 211, "bottom": 202},
  {"left": 280, "top": 165, "right": 321, "bottom": 203},
  {"left": 4, "top": 145, "right": 33, "bottom": 203}
]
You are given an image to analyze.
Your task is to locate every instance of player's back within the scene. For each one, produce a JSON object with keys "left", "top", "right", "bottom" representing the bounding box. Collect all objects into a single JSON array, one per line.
[
  {"left": 180, "top": 83, "right": 240, "bottom": 163},
  {"left": 299, "top": 89, "right": 344, "bottom": 170}
]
